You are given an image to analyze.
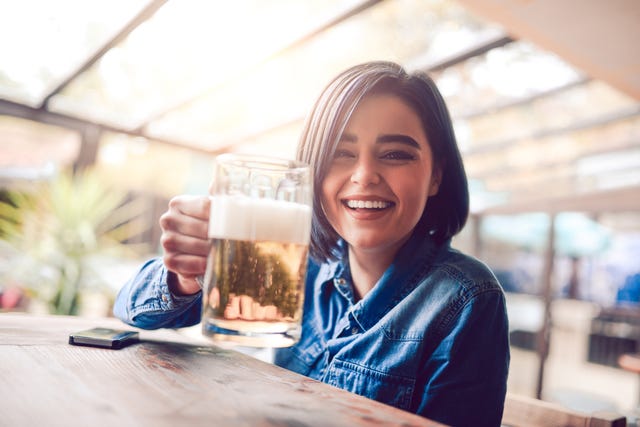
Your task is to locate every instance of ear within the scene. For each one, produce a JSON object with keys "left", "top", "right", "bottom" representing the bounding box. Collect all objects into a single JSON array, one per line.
[{"left": 428, "top": 165, "right": 442, "bottom": 196}]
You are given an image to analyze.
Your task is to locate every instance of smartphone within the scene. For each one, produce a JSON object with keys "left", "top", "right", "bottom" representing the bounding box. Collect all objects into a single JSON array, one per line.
[{"left": 69, "top": 327, "right": 139, "bottom": 349}]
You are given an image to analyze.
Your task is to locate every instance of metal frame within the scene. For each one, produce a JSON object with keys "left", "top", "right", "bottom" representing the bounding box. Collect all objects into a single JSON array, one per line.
[
  {"left": 0, "top": 0, "right": 637, "bottom": 217},
  {"left": 39, "top": 0, "right": 169, "bottom": 110},
  {"left": 133, "top": 0, "right": 385, "bottom": 132}
]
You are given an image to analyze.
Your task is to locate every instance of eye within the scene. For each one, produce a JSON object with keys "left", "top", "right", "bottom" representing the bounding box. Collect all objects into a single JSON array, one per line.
[
  {"left": 381, "top": 150, "right": 416, "bottom": 161},
  {"left": 333, "top": 148, "right": 355, "bottom": 159}
]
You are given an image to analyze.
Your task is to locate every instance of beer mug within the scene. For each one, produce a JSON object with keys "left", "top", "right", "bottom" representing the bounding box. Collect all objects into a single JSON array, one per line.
[{"left": 201, "top": 153, "right": 312, "bottom": 347}]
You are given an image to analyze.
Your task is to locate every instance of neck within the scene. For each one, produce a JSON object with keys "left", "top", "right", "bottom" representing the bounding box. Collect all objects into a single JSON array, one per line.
[{"left": 347, "top": 247, "right": 396, "bottom": 300}]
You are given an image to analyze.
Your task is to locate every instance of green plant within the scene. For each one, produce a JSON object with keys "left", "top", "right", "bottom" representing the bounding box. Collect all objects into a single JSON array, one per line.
[{"left": 0, "top": 168, "right": 150, "bottom": 315}]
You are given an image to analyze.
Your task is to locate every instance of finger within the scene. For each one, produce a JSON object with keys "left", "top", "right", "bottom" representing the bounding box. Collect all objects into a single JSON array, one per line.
[
  {"left": 170, "top": 195, "right": 211, "bottom": 220},
  {"left": 240, "top": 295, "right": 254, "bottom": 320},
  {"left": 253, "top": 302, "right": 266, "bottom": 321},
  {"left": 159, "top": 195, "right": 210, "bottom": 238},
  {"left": 225, "top": 295, "right": 240, "bottom": 319},
  {"left": 160, "top": 211, "right": 209, "bottom": 239},
  {"left": 264, "top": 305, "right": 278, "bottom": 320},
  {"left": 163, "top": 253, "right": 207, "bottom": 278},
  {"left": 161, "top": 232, "right": 210, "bottom": 257},
  {"left": 173, "top": 275, "right": 202, "bottom": 295}
]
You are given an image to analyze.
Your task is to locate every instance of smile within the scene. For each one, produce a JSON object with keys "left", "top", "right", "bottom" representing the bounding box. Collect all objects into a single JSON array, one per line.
[{"left": 344, "top": 199, "right": 393, "bottom": 210}]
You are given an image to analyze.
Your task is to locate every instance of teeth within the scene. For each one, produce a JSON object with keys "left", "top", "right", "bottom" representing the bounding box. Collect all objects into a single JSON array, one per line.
[{"left": 346, "top": 200, "right": 391, "bottom": 209}]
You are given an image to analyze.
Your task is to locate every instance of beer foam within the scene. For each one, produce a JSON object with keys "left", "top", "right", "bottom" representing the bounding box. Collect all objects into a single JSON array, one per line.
[{"left": 208, "top": 195, "right": 311, "bottom": 244}]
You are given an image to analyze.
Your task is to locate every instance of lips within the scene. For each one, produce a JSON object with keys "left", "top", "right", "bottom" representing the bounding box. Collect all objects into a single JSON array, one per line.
[{"left": 341, "top": 198, "right": 394, "bottom": 221}]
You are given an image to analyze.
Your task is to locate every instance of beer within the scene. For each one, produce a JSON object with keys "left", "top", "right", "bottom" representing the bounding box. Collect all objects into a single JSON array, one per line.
[{"left": 202, "top": 195, "right": 311, "bottom": 347}]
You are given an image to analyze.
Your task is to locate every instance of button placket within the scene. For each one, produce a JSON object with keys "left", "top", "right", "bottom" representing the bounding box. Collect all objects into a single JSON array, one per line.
[
  {"left": 334, "top": 277, "right": 357, "bottom": 304},
  {"left": 348, "top": 307, "right": 367, "bottom": 336},
  {"left": 334, "top": 317, "right": 350, "bottom": 338}
]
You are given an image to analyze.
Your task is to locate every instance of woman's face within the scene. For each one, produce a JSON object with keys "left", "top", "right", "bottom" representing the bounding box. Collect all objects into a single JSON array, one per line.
[{"left": 321, "top": 94, "right": 441, "bottom": 259}]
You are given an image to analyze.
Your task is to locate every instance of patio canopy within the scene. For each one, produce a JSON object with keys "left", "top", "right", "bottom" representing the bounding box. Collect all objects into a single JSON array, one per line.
[{"left": 1, "top": 0, "right": 639, "bottom": 215}]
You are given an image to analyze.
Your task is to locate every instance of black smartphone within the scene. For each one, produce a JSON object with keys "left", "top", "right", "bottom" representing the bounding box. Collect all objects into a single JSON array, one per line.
[{"left": 69, "top": 327, "right": 139, "bottom": 349}]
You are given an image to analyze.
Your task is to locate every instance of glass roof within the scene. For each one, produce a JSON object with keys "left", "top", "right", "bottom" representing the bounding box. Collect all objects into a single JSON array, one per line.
[
  {"left": 1, "top": 0, "right": 638, "bottom": 214},
  {"left": 50, "top": 0, "right": 503, "bottom": 145},
  {"left": 435, "top": 40, "right": 585, "bottom": 118},
  {"left": 0, "top": 0, "right": 151, "bottom": 107},
  {"left": 49, "top": 0, "right": 364, "bottom": 129}
]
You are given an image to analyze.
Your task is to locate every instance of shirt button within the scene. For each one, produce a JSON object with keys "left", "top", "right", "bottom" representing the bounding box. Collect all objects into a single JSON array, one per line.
[
  {"left": 336, "top": 278, "right": 346, "bottom": 285},
  {"left": 350, "top": 326, "right": 358, "bottom": 335},
  {"left": 161, "top": 294, "right": 168, "bottom": 302}
]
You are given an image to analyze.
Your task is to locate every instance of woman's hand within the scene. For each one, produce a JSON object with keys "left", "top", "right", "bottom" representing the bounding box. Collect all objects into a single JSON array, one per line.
[{"left": 159, "top": 195, "right": 211, "bottom": 295}]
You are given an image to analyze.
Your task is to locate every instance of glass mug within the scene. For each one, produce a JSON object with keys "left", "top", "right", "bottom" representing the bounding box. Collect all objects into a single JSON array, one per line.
[{"left": 201, "top": 153, "right": 312, "bottom": 347}]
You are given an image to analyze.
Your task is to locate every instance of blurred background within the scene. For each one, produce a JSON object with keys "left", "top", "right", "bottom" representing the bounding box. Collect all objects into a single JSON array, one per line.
[{"left": 1, "top": 0, "right": 638, "bottom": 420}]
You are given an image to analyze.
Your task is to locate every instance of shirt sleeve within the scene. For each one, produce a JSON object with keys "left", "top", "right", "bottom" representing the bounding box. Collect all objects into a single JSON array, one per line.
[
  {"left": 416, "top": 287, "right": 510, "bottom": 427},
  {"left": 112, "top": 257, "right": 202, "bottom": 329}
]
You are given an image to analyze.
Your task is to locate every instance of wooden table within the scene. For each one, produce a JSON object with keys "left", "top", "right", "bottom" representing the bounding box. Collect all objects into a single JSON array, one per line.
[{"left": 0, "top": 313, "right": 445, "bottom": 427}]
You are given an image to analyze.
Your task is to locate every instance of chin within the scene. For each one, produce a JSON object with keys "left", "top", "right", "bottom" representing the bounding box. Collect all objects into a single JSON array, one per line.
[{"left": 347, "top": 237, "right": 396, "bottom": 252}]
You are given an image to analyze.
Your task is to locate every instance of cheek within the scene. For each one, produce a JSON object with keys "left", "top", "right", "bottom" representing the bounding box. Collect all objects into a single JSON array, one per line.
[
  {"left": 320, "top": 174, "right": 348, "bottom": 234},
  {"left": 321, "top": 167, "right": 345, "bottom": 200},
  {"left": 399, "top": 177, "right": 431, "bottom": 218}
]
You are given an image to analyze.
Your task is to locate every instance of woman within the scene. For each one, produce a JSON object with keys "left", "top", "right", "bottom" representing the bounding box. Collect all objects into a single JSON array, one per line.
[{"left": 114, "top": 61, "right": 510, "bottom": 426}]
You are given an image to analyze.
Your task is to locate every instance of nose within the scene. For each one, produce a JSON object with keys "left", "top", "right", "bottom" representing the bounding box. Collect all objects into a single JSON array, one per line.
[{"left": 350, "top": 156, "right": 380, "bottom": 186}]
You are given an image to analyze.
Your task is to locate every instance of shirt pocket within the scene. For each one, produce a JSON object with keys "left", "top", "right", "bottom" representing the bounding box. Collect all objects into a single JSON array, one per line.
[{"left": 324, "top": 358, "right": 415, "bottom": 411}]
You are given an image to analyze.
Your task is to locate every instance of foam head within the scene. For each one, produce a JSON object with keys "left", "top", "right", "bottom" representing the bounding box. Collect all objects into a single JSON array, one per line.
[{"left": 208, "top": 195, "right": 311, "bottom": 244}]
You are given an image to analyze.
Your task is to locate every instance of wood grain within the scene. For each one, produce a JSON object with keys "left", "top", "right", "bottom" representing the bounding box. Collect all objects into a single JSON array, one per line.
[{"left": 0, "top": 313, "right": 445, "bottom": 427}]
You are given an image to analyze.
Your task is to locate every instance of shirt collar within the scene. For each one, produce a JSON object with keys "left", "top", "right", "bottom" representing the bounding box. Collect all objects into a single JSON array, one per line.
[
  {"left": 319, "top": 253, "right": 356, "bottom": 303},
  {"left": 349, "top": 233, "right": 445, "bottom": 331},
  {"left": 318, "top": 234, "right": 446, "bottom": 331}
]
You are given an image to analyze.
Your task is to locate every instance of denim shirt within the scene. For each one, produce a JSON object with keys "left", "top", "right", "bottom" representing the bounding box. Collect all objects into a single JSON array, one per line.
[
  {"left": 113, "top": 258, "right": 202, "bottom": 330},
  {"left": 114, "top": 234, "right": 510, "bottom": 427}
]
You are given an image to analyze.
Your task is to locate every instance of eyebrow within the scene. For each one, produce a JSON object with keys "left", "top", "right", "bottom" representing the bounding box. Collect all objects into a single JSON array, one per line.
[
  {"left": 339, "top": 133, "right": 421, "bottom": 149},
  {"left": 377, "top": 134, "right": 420, "bottom": 148}
]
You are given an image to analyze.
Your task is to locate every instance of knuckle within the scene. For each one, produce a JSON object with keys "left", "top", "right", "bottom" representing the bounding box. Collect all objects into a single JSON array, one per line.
[
  {"left": 160, "top": 233, "right": 179, "bottom": 251},
  {"left": 159, "top": 213, "right": 176, "bottom": 231},
  {"left": 162, "top": 254, "right": 177, "bottom": 271},
  {"left": 168, "top": 196, "right": 183, "bottom": 208}
]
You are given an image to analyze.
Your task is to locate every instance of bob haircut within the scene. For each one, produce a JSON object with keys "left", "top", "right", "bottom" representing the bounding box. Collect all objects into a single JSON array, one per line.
[{"left": 296, "top": 61, "right": 469, "bottom": 262}]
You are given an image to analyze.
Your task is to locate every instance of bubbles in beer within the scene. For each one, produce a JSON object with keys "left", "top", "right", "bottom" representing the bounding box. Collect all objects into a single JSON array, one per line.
[
  {"left": 202, "top": 195, "right": 311, "bottom": 346},
  {"left": 211, "top": 239, "right": 307, "bottom": 319}
]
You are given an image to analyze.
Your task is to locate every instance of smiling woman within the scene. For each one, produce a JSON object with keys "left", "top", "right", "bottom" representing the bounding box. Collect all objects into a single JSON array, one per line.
[
  {"left": 1, "top": 1, "right": 639, "bottom": 422},
  {"left": 114, "top": 61, "right": 510, "bottom": 427}
]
